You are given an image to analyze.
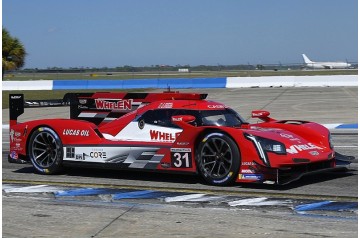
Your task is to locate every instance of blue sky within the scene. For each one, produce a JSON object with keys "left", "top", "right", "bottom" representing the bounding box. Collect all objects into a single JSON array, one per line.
[{"left": 2, "top": 0, "right": 358, "bottom": 68}]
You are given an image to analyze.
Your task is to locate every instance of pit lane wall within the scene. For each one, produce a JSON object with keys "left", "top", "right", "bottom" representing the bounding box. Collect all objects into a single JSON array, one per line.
[{"left": 2, "top": 75, "right": 357, "bottom": 90}]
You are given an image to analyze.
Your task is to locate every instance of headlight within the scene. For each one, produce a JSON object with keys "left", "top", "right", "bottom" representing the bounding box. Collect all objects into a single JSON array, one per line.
[
  {"left": 257, "top": 137, "right": 286, "bottom": 155},
  {"left": 244, "top": 133, "right": 286, "bottom": 167}
]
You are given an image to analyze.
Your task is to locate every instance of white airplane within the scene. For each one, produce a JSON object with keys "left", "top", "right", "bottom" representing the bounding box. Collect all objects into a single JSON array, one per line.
[{"left": 302, "top": 54, "right": 351, "bottom": 69}]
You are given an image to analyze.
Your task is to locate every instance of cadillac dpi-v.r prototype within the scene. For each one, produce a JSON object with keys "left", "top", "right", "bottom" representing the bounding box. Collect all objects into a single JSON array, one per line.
[{"left": 8, "top": 91, "right": 352, "bottom": 185}]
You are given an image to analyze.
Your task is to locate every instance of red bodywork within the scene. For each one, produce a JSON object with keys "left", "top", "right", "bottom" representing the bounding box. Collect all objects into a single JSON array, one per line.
[{"left": 8, "top": 92, "right": 337, "bottom": 185}]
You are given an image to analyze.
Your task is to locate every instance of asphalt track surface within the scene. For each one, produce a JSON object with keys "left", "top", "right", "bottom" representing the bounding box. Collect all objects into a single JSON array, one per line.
[{"left": 2, "top": 87, "right": 358, "bottom": 237}]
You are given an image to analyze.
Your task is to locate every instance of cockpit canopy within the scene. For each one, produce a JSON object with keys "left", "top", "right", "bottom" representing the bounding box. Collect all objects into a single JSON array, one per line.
[{"left": 137, "top": 108, "right": 245, "bottom": 128}]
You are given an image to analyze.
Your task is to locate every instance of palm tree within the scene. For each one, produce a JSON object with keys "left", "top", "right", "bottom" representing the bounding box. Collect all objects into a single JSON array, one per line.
[{"left": 2, "top": 28, "right": 27, "bottom": 77}]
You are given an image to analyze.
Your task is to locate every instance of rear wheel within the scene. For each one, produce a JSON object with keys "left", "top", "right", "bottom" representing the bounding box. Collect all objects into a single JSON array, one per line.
[
  {"left": 28, "top": 127, "right": 63, "bottom": 174},
  {"left": 196, "top": 132, "right": 240, "bottom": 185}
]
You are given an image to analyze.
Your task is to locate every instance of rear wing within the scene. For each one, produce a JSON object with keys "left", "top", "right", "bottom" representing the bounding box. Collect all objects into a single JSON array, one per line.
[
  {"left": 9, "top": 94, "right": 24, "bottom": 126},
  {"left": 9, "top": 91, "right": 207, "bottom": 126},
  {"left": 65, "top": 92, "right": 207, "bottom": 126},
  {"left": 9, "top": 94, "right": 69, "bottom": 126}
]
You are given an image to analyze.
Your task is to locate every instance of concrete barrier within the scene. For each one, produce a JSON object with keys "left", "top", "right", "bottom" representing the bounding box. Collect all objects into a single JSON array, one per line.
[
  {"left": 2, "top": 75, "right": 357, "bottom": 90},
  {"left": 225, "top": 75, "right": 358, "bottom": 88},
  {"left": 2, "top": 80, "right": 53, "bottom": 90}
]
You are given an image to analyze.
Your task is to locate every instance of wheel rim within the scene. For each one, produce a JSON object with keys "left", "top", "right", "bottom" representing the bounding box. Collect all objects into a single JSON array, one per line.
[
  {"left": 200, "top": 137, "right": 233, "bottom": 179},
  {"left": 30, "top": 131, "right": 60, "bottom": 168}
]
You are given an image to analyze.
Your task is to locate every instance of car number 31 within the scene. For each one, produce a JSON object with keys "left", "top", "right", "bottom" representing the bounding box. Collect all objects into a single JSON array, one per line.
[{"left": 171, "top": 148, "right": 192, "bottom": 168}]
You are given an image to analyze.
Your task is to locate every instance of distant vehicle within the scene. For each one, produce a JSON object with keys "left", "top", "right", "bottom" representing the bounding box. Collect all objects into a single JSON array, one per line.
[{"left": 302, "top": 54, "right": 351, "bottom": 69}]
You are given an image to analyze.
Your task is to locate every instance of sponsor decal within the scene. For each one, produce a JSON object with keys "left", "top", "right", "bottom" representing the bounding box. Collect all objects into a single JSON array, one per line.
[
  {"left": 160, "top": 162, "right": 171, "bottom": 168},
  {"left": 10, "top": 130, "right": 23, "bottom": 143},
  {"left": 63, "top": 129, "right": 90, "bottom": 136},
  {"left": 250, "top": 127, "right": 281, "bottom": 132},
  {"left": 72, "top": 148, "right": 108, "bottom": 160},
  {"left": 79, "top": 99, "right": 87, "bottom": 105},
  {"left": 89, "top": 151, "right": 107, "bottom": 159},
  {"left": 241, "top": 162, "right": 256, "bottom": 166},
  {"left": 158, "top": 103, "right": 173, "bottom": 109},
  {"left": 81, "top": 148, "right": 107, "bottom": 159},
  {"left": 213, "top": 172, "right": 233, "bottom": 184},
  {"left": 280, "top": 133, "right": 301, "bottom": 141},
  {"left": 171, "top": 148, "right": 192, "bottom": 168},
  {"left": 177, "top": 142, "right": 190, "bottom": 146},
  {"left": 10, "top": 129, "right": 14, "bottom": 142},
  {"left": 201, "top": 133, "right": 224, "bottom": 143},
  {"left": 150, "top": 130, "right": 181, "bottom": 142},
  {"left": 286, "top": 143, "right": 322, "bottom": 154},
  {"left": 239, "top": 174, "right": 263, "bottom": 180},
  {"left": 171, "top": 148, "right": 191, "bottom": 152},
  {"left": 95, "top": 99, "right": 133, "bottom": 110},
  {"left": 309, "top": 151, "right": 320, "bottom": 156},
  {"left": 75, "top": 154, "right": 84, "bottom": 160},
  {"left": 66, "top": 147, "right": 75, "bottom": 158},
  {"left": 10, "top": 151, "right": 18, "bottom": 160},
  {"left": 252, "top": 112, "right": 267, "bottom": 117},
  {"left": 23, "top": 125, "right": 28, "bottom": 137},
  {"left": 241, "top": 169, "right": 255, "bottom": 174},
  {"left": 172, "top": 117, "right": 183, "bottom": 122},
  {"left": 68, "top": 149, "right": 107, "bottom": 160},
  {"left": 12, "top": 138, "right": 23, "bottom": 143},
  {"left": 64, "top": 147, "right": 136, "bottom": 163},
  {"left": 207, "top": 104, "right": 225, "bottom": 109}
]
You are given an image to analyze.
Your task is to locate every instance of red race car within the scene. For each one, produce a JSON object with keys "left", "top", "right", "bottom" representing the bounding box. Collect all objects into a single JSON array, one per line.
[{"left": 8, "top": 91, "right": 351, "bottom": 185}]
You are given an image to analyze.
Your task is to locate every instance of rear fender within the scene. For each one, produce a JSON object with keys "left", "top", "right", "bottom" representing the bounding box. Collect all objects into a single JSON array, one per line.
[
  {"left": 10, "top": 120, "right": 103, "bottom": 159},
  {"left": 31, "top": 119, "right": 103, "bottom": 145}
]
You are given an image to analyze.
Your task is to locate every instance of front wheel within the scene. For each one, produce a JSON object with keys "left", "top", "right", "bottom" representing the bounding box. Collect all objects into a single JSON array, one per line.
[
  {"left": 28, "top": 127, "right": 63, "bottom": 174},
  {"left": 196, "top": 132, "right": 240, "bottom": 185}
]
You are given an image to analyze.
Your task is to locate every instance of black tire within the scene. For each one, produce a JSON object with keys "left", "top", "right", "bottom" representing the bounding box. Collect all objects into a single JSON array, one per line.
[
  {"left": 28, "top": 127, "right": 63, "bottom": 174},
  {"left": 196, "top": 132, "right": 240, "bottom": 185}
]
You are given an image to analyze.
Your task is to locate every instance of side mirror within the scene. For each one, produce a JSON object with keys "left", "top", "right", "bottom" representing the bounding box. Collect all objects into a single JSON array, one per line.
[
  {"left": 251, "top": 110, "right": 270, "bottom": 118},
  {"left": 171, "top": 115, "right": 196, "bottom": 127},
  {"left": 251, "top": 110, "right": 274, "bottom": 122},
  {"left": 172, "top": 115, "right": 195, "bottom": 123}
]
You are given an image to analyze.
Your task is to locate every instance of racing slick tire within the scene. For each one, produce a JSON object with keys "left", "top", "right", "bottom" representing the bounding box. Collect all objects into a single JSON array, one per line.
[
  {"left": 196, "top": 132, "right": 240, "bottom": 186},
  {"left": 28, "top": 127, "right": 63, "bottom": 174}
]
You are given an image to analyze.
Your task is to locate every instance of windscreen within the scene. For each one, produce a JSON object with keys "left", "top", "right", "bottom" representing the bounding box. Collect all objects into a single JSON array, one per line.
[{"left": 200, "top": 109, "right": 245, "bottom": 127}]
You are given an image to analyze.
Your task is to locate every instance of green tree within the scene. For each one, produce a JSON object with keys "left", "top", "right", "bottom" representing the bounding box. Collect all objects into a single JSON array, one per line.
[{"left": 2, "top": 28, "right": 27, "bottom": 77}]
